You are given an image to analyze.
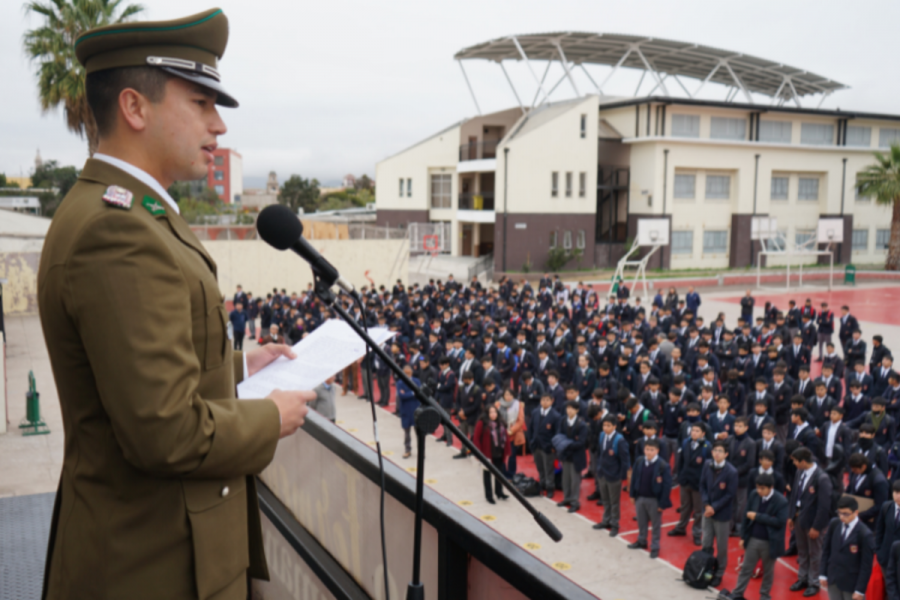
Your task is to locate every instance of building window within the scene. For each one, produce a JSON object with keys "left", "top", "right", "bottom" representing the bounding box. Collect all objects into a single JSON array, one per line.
[
  {"left": 213, "top": 170, "right": 224, "bottom": 181},
  {"left": 551, "top": 172, "right": 559, "bottom": 197},
  {"left": 877, "top": 229, "right": 891, "bottom": 250},
  {"left": 671, "top": 231, "right": 693, "bottom": 255},
  {"left": 797, "top": 178, "right": 819, "bottom": 200},
  {"left": 800, "top": 123, "right": 834, "bottom": 145},
  {"left": 758, "top": 120, "right": 792, "bottom": 144},
  {"left": 852, "top": 229, "right": 869, "bottom": 251},
  {"left": 429, "top": 174, "right": 451, "bottom": 208},
  {"left": 673, "top": 174, "right": 696, "bottom": 199},
  {"left": 879, "top": 128, "right": 900, "bottom": 148},
  {"left": 214, "top": 185, "right": 225, "bottom": 195},
  {"left": 214, "top": 155, "right": 224, "bottom": 166},
  {"left": 771, "top": 177, "right": 789, "bottom": 200},
  {"left": 565, "top": 172, "right": 573, "bottom": 198},
  {"left": 846, "top": 126, "right": 872, "bottom": 147},
  {"left": 576, "top": 229, "right": 585, "bottom": 249},
  {"left": 703, "top": 230, "right": 728, "bottom": 254},
  {"left": 580, "top": 114, "right": 587, "bottom": 138},
  {"left": 795, "top": 230, "right": 816, "bottom": 248},
  {"left": 671, "top": 114, "right": 700, "bottom": 138},
  {"left": 549, "top": 231, "right": 558, "bottom": 248},
  {"left": 399, "top": 178, "right": 404, "bottom": 197},
  {"left": 705, "top": 175, "right": 731, "bottom": 200},
  {"left": 407, "top": 178, "right": 412, "bottom": 197},
  {"left": 710, "top": 117, "right": 746, "bottom": 141},
  {"left": 578, "top": 172, "right": 586, "bottom": 197},
  {"left": 563, "top": 230, "right": 573, "bottom": 249}
]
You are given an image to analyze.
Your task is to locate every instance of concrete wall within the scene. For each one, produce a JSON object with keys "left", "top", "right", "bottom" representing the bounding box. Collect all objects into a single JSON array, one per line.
[
  {"left": 203, "top": 239, "right": 409, "bottom": 297},
  {"left": 0, "top": 252, "right": 40, "bottom": 315}
]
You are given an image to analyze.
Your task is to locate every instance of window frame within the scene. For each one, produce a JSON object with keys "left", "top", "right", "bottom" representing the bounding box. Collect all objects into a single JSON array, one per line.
[
  {"left": 671, "top": 114, "right": 700, "bottom": 138},
  {"left": 673, "top": 173, "right": 696, "bottom": 199},
  {"left": 879, "top": 128, "right": 900, "bottom": 149},
  {"left": 702, "top": 230, "right": 728, "bottom": 255},
  {"left": 794, "top": 229, "right": 816, "bottom": 248},
  {"left": 800, "top": 123, "right": 835, "bottom": 146},
  {"left": 576, "top": 229, "right": 585, "bottom": 249},
  {"left": 770, "top": 176, "right": 789, "bottom": 200},
  {"left": 406, "top": 178, "right": 412, "bottom": 198},
  {"left": 845, "top": 126, "right": 872, "bottom": 148},
  {"left": 580, "top": 114, "right": 587, "bottom": 139},
  {"left": 578, "top": 172, "right": 586, "bottom": 198},
  {"left": 549, "top": 230, "right": 558, "bottom": 248},
  {"left": 565, "top": 172, "right": 573, "bottom": 198},
  {"left": 851, "top": 229, "right": 869, "bottom": 251},
  {"left": 429, "top": 173, "right": 451, "bottom": 209},
  {"left": 563, "top": 230, "right": 573, "bottom": 250},
  {"left": 758, "top": 120, "right": 792, "bottom": 144},
  {"left": 797, "top": 177, "right": 819, "bottom": 201},
  {"left": 671, "top": 230, "right": 694, "bottom": 255},
  {"left": 710, "top": 117, "right": 746, "bottom": 141},
  {"left": 551, "top": 172, "right": 559, "bottom": 198},
  {"left": 704, "top": 174, "right": 731, "bottom": 200},
  {"left": 399, "top": 178, "right": 404, "bottom": 197},
  {"left": 876, "top": 229, "right": 891, "bottom": 250}
]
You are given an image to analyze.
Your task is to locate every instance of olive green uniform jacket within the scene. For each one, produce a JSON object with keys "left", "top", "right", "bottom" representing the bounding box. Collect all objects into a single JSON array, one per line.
[{"left": 38, "top": 159, "right": 280, "bottom": 600}]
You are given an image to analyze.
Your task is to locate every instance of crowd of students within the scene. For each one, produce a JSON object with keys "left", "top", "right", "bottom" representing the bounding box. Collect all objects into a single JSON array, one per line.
[{"left": 231, "top": 274, "right": 900, "bottom": 600}]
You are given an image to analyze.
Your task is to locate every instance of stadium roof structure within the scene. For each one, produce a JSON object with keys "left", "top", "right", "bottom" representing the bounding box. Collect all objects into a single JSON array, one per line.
[{"left": 453, "top": 32, "right": 847, "bottom": 114}]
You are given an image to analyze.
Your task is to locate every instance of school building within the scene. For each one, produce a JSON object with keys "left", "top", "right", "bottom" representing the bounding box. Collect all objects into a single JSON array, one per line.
[{"left": 374, "top": 32, "right": 897, "bottom": 273}]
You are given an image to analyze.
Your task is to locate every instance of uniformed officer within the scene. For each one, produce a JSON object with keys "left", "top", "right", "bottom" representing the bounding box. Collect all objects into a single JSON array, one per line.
[{"left": 39, "top": 9, "right": 313, "bottom": 600}]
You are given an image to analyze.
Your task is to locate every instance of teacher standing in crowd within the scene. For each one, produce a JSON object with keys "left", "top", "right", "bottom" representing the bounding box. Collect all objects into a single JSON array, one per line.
[{"left": 37, "top": 9, "right": 312, "bottom": 600}]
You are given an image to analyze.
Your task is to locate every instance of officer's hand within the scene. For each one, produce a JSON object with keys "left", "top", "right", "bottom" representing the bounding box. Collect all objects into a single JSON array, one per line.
[
  {"left": 247, "top": 344, "right": 297, "bottom": 377},
  {"left": 269, "top": 389, "right": 314, "bottom": 438}
]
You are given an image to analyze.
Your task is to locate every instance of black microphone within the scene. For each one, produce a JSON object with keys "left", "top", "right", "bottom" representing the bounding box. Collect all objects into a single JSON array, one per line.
[{"left": 257, "top": 204, "right": 355, "bottom": 294}]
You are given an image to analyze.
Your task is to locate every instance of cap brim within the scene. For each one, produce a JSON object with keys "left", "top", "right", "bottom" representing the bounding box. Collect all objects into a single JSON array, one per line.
[{"left": 160, "top": 66, "right": 238, "bottom": 108}]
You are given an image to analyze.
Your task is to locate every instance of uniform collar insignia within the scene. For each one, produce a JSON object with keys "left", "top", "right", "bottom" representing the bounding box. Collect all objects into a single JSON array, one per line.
[
  {"left": 141, "top": 195, "right": 167, "bottom": 216},
  {"left": 102, "top": 185, "right": 133, "bottom": 209}
]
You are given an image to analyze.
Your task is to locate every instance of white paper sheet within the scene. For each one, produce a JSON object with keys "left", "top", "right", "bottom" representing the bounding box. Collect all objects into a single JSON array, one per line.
[{"left": 237, "top": 319, "right": 395, "bottom": 399}]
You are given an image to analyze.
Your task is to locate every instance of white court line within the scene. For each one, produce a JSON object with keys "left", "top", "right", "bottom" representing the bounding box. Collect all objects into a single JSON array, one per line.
[
  {"left": 617, "top": 520, "right": 690, "bottom": 537},
  {"left": 777, "top": 558, "right": 799, "bottom": 574}
]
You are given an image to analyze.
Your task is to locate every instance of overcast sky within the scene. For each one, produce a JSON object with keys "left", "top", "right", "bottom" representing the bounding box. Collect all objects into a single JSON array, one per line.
[{"left": 3, "top": 0, "right": 899, "bottom": 187}]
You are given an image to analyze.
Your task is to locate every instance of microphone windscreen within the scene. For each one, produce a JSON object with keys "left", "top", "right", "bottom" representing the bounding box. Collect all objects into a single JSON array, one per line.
[{"left": 257, "top": 204, "right": 303, "bottom": 250}]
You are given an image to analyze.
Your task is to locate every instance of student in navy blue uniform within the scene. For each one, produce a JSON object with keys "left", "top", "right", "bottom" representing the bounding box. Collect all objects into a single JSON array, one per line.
[
  {"left": 822, "top": 406, "right": 853, "bottom": 465},
  {"left": 748, "top": 398, "right": 775, "bottom": 441},
  {"left": 529, "top": 394, "right": 561, "bottom": 498},
  {"left": 621, "top": 397, "right": 652, "bottom": 462},
  {"left": 572, "top": 354, "right": 596, "bottom": 401},
  {"left": 396, "top": 364, "right": 421, "bottom": 459},
  {"left": 436, "top": 357, "right": 458, "bottom": 446},
  {"left": 639, "top": 377, "right": 665, "bottom": 419},
  {"left": 661, "top": 389, "right": 684, "bottom": 477},
  {"left": 849, "top": 396, "right": 896, "bottom": 448},
  {"left": 708, "top": 394, "right": 736, "bottom": 440},
  {"left": 851, "top": 423, "right": 890, "bottom": 476},
  {"left": 635, "top": 421, "right": 670, "bottom": 466},
  {"left": 545, "top": 370, "right": 566, "bottom": 412},
  {"left": 807, "top": 380, "right": 837, "bottom": 432},
  {"left": 731, "top": 473, "right": 789, "bottom": 600},
  {"left": 748, "top": 449, "right": 786, "bottom": 494},
  {"left": 452, "top": 371, "right": 483, "bottom": 459},
  {"left": 873, "top": 355, "right": 895, "bottom": 398},
  {"left": 815, "top": 302, "right": 835, "bottom": 361},
  {"left": 787, "top": 332, "right": 812, "bottom": 379},
  {"left": 820, "top": 496, "right": 876, "bottom": 600},
  {"left": 593, "top": 415, "right": 630, "bottom": 537},
  {"left": 848, "top": 452, "right": 890, "bottom": 528},
  {"left": 790, "top": 406, "right": 823, "bottom": 461},
  {"left": 757, "top": 423, "right": 786, "bottom": 474},
  {"left": 519, "top": 370, "right": 545, "bottom": 435},
  {"left": 627, "top": 439, "right": 672, "bottom": 559},
  {"left": 669, "top": 421, "right": 710, "bottom": 545},
  {"left": 556, "top": 400, "right": 588, "bottom": 513},
  {"left": 699, "top": 440, "right": 738, "bottom": 586},
  {"left": 730, "top": 417, "right": 757, "bottom": 537},
  {"left": 875, "top": 481, "right": 900, "bottom": 575},
  {"left": 847, "top": 361, "right": 874, "bottom": 398},
  {"left": 846, "top": 330, "right": 868, "bottom": 370},
  {"left": 844, "top": 381, "right": 872, "bottom": 425},
  {"left": 788, "top": 446, "right": 834, "bottom": 596}
]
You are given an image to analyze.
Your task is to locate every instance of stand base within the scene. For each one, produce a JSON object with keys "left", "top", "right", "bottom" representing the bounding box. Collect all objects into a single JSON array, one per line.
[{"left": 406, "top": 582, "right": 424, "bottom": 600}]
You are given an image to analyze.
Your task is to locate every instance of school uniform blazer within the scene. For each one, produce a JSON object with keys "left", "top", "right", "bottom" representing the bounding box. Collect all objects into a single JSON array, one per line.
[
  {"left": 596, "top": 431, "right": 630, "bottom": 482},
  {"left": 628, "top": 457, "right": 673, "bottom": 509},
  {"left": 435, "top": 369, "right": 457, "bottom": 409},
  {"left": 820, "top": 421, "right": 853, "bottom": 462},
  {"left": 848, "top": 467, "right": 890, "bottom": 526},
  {"left": 820, "top": 517, "right": 875, "bottom": 595},
  {"left": 788, "top": 465, "right": 833, "bottom": 532},
  {"left": 747, "top": 414, "right": 775, "bottom": 441},
  {"left": 708, "top": 411, "right": 736, "bottom": 437},
  {"left": 807, "top": 395, "right": 837, "bottom": 429},
  {"left": 876, "top": 502, "right": 900, "bottom": 568},
  {"left": 677, "top": 439, "right": 711, "bottom": 489},
  {"left": 740, "top": 490, "right": 789, "bottom": 559},
  {"left": 884, "top": 540, "right": 900, "bottom": 600},
  {"left": 755, "top": 438, "right": 786, "bottom": 474},
  {"left": 699, "top": 461, "right": 739, "bottom": 521},
  {"left": 730, "top": 436, "right": 757, "bottom": 488},
  {"left": 529, "top": 408, "right": 561, "bottom": 452},
  {"left": 748, "top": 468, "right": 786, "bottom": 495},
  {"left": 844, "top": 394, "right": 873, "bottom": 425},
  {"left": 558, "top": 417, "right": 589, "bottom": 471}
]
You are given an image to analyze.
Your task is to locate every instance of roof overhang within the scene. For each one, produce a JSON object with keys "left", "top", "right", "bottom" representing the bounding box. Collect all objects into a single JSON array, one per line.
[{"left": 455, "top": 32, "right": 847, "bottom": 104}]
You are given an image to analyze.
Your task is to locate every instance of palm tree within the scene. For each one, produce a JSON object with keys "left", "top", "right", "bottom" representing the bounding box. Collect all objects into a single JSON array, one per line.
[
  {"left": 858, "top": 143, "right": 900, "bottom": 270},
  {"left": 23, "top": 0, "right": 144, "bottom": 157}
]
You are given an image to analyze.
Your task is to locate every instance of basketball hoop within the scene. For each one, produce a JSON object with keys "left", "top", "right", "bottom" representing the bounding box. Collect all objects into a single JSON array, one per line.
[{"left": 423, "top": 234, "right": 439, "bottom": 253}]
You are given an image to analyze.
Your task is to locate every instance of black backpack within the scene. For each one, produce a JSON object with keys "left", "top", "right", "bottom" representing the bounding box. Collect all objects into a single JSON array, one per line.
[
  {"left": 513, "top": 474, "right": 541, "bottom": 497},
  {"left": 682, "top": 550, "right": 717, "bottom": 589}
]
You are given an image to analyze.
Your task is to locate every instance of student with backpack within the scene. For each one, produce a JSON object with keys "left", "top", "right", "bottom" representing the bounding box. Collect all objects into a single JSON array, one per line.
[
  {"left": 592, "top": 415, "right": 630, "bottom": 537},
  {"left": 700, "top": 440, "right": 738, "bottom": 587}
]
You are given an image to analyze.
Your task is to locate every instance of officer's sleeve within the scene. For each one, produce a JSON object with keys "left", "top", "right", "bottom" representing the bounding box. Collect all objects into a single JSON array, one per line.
[{"left": 65, "top": 211, "right": 279, "bottom": 478}]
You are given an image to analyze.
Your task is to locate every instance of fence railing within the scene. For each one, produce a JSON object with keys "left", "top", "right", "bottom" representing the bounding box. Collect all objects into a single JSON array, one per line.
[
  {"left": 347, "top": 223, "right": 407, "bottom": 240},
  {"left": 467, "top": 252, "right": 494, "bottom": 281},
  {"left": 458, "top": 192, "right": 495, "bottom": 211},
  {"left": 409, "top": 222, "right": 451, "bottom": 254},
  {"left": 458, "top": 140, "right": 499, "bottom": 161}
]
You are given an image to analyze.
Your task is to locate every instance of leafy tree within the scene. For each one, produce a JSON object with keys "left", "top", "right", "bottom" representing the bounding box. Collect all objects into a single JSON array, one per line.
[
  {"left": 176, "top": 196, "right": 219, "bottom": 224},
  {"left": 31, "top": 159, "right": 80, "bottom": 216},
  {"left": 278, "top": 175, "right": 320, "bottom": 213},
  {"left": 355, "top": 174, "right": 373, "bottom": 191},
  {"left": 858, "top": 143, "right": 900, "bottom": 270},
  {"left": 23, "top": 0, "right": 145, "bottom": 156}
]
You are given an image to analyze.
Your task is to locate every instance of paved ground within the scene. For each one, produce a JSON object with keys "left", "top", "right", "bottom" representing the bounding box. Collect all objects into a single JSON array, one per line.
[{"left": 2, "top": 281, "right": 898, "bottom": 599}]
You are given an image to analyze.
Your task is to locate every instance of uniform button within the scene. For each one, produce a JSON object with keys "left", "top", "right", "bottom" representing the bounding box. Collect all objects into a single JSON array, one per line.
[{"left": 220, "top": 486, "right": 230, "bottom": 498}]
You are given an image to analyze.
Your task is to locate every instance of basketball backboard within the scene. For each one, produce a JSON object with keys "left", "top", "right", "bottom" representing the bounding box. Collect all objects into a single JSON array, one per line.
[
  {"left": 636, "top": 218, "right": 670, "bottom": 246},
  {"left": 751, "top": 216, "right": 778, "bottom": 240},
  {"left": 817, "top": 218, "right": 844, "bottom": 243}
]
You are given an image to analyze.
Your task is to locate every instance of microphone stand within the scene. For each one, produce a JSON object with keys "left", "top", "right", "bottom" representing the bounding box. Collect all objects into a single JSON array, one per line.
[{"left": 311, "top": 276, "right": 563, "bottom": 600}]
